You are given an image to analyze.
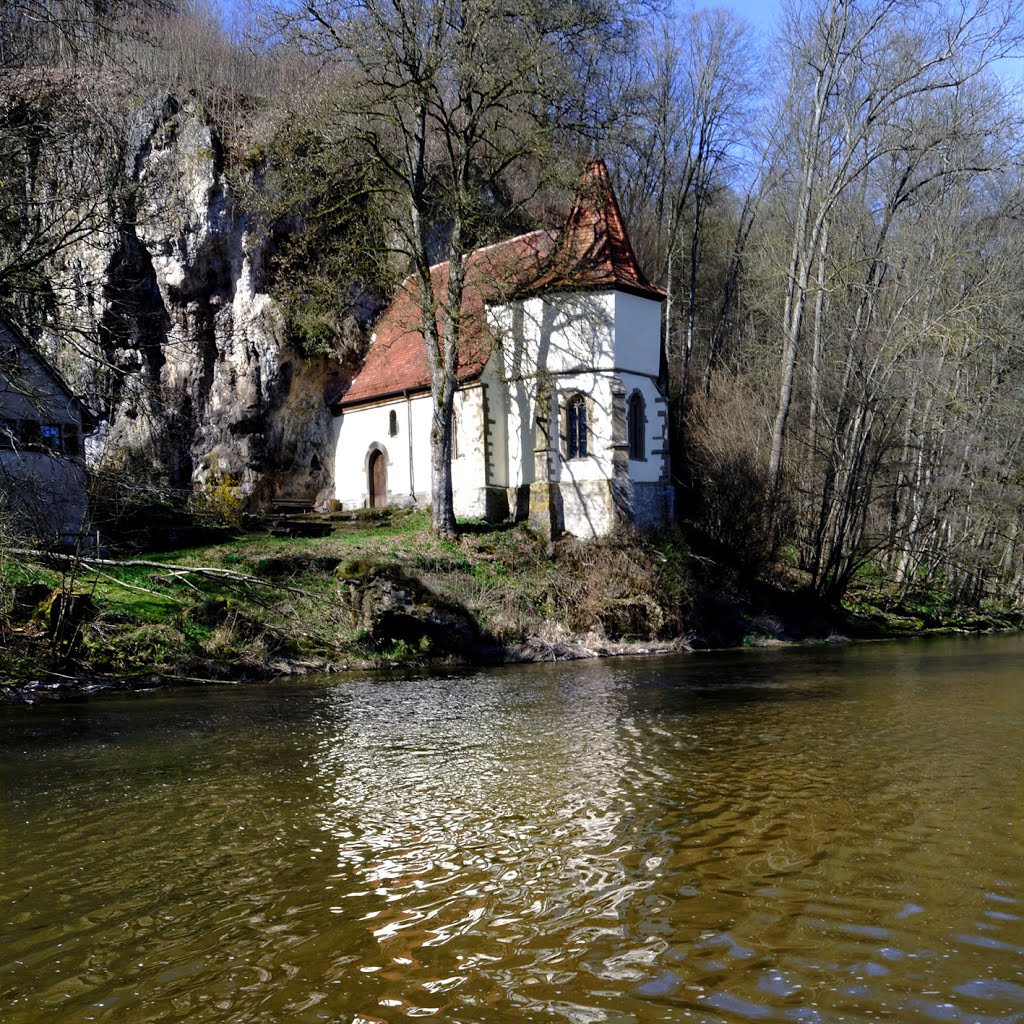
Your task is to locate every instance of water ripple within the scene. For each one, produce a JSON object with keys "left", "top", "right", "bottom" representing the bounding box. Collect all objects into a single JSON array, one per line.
[{"left": 2, "top": 638, "right": 1023, "bottom": 1022}]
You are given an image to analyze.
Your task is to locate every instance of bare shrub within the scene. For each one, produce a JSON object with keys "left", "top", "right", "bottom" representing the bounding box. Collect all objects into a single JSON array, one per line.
[
  {"left": 686, "top": 376, "right": 788, "bottom": 582},
  {"left": 547, "top": 533, "right": 686, "bottom": 641}
]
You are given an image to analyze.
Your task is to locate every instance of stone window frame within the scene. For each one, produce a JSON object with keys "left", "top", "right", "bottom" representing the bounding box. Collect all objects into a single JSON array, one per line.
[
  {"left": 363, "top": 440, "right": 391, "bottom": 470},
  {"left": 388, "top": 408, "right": 399, "bottom": 437},
  {"left": 564, "top": 391, "right": 589, "bottom": 460},
  {"left": 627, "top": 389, "right": 646, "bottom": 461}
]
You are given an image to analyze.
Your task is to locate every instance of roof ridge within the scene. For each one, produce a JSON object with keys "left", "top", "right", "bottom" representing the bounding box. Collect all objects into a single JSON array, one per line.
[{"left": 416, "top": 227, "right": 553, "bottom": 277}]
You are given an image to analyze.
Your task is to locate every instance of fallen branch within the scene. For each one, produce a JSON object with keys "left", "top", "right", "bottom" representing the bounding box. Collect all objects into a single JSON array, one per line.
[
  {"left": 93, "top": 568, "right": 182, "bottom": 602},
  {"left": 8, "top": 549, "right": 322, "bottom": 599}
]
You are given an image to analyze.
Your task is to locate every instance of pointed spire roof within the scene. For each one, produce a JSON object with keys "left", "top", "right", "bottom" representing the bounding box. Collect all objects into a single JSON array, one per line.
[{"left": 536, "top": 158, "right": 664, "bottom": 300}]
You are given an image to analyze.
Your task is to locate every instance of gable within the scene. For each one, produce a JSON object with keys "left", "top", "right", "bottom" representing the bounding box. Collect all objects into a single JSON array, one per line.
[{"left": 0, "top": 318, "right": 90, "bottom": 427}]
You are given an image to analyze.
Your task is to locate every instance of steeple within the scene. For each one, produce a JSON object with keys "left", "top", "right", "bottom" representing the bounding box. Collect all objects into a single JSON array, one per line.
[{"left": 544, "top": 158, "right": 663, "bottom": 299}]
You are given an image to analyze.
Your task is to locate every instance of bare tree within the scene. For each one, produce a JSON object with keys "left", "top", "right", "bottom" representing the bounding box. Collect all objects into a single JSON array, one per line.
[
  {"left": 263, "top": 0, "right": 635, "bottom": 537},
  {"left": 765, "top": 0, "right": 1022, "bottom": 496},
  {"left": 613, "top": 9, "right": 757, "bottom": 410}
]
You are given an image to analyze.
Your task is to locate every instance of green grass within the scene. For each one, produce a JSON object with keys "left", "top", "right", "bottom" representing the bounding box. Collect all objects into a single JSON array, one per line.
[
  {"left": 2, "top": 513, "right": 697, "bottom": 679},
  {"left": 0, "top": 555, "right": 59, "bottom": 592}
]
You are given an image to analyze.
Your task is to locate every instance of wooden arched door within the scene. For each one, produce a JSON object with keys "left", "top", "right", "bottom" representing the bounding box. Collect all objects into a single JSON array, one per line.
[{"left": 368, "top": 449, "right": 387, "bottom": 508}]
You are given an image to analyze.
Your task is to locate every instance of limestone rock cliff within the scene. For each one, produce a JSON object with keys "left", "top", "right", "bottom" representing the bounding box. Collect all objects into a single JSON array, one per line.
[{"left": 44, "top": 94, "right": 343, "bottom": 507}]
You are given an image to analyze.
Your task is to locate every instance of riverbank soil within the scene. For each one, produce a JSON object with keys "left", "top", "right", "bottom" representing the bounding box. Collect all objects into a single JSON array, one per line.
[
  {"left": 2, "top": 509, "right": 1021, "bottom": 696},
  {"left": 1, "top": 511, "right": 689, "bottom": 692}
]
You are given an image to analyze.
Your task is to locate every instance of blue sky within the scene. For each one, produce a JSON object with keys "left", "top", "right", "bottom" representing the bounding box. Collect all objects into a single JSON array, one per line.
[
  {"left": 216, "top": 0, "right": 1022, "bottom": 87},
  {"left": 714, "top": 0, "right": 781, "bottom": 32}
]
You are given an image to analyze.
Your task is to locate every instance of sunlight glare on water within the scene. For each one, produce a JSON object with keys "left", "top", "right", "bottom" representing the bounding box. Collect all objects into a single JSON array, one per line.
[{"left": 2, "top": 635, "right": 1023, "bottom": 1023}]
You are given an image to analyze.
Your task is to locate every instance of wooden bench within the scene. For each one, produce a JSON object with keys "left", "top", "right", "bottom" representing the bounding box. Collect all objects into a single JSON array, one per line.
[{"left": 270, "top": 498, "right": 315, "bottom": 516}]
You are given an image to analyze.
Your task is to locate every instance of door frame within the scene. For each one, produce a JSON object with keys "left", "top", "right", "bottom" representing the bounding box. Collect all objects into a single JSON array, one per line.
[{"left": 365, "top": 443, "right": 389, "bottom": 509}]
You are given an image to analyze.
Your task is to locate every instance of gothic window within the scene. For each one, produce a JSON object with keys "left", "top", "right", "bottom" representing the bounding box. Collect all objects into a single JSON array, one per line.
[
  {"left": 628, "top": 390, "right": 645, "bottom": 460},
  {"left": 566, "top": 393, "right": 588, "bottom": 459},
  {"left": 451, "top": 408, "right": 460, "bottom": 459},
  {"left": 388, "top": 409, "right": 398, "bottom": 436}
]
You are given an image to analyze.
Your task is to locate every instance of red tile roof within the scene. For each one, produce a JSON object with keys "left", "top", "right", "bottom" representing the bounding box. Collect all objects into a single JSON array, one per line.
[
  {"left": 338, "top": 159, "right": 662, "bottom": 409},
  {"left": 538, "top": 158, "right": 664, "bottom": 298}
]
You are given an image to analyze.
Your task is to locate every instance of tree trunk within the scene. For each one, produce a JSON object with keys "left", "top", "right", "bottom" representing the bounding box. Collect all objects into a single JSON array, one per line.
[{"left": 430, "top": 394, "right": 457, "bottom": 539}]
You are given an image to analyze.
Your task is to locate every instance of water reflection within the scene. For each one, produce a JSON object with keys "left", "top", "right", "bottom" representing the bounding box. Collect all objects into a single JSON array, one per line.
[
  {"left": 1, "top": 637, "right": 1023, "bottom": 1023},
  {"left": 309, "top": 664, "right": 647, "bottom": 1018}
]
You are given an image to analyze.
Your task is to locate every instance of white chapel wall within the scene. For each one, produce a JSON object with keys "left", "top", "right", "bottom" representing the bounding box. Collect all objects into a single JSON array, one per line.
[
  {"left": 333, "top": 397, "right": 425, "bottom": 507},
  {"left": 332, "top": 285, "right": 671, "bottom": 533},
  {"left": 332, "top": 385, "right": 491, "bottom": 516},
  {"left": 613, "top": 291, "right": 663, "bottom": 372},
  {"left": 489, "top": 290, "right": 668, "bottom": 485}
]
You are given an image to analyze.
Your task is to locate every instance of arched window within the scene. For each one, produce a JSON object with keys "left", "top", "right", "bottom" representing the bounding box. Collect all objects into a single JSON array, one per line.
[
  {"left": 628, "top": 390, "right": 645, "bottom": 460},
  {"left": 388, "top": 409, "right": 398, "bottom": 436},
  {"left": 451, "top": 408, "right": 460, "bottom": 459},
  {"left": 566, "top": 393, "right": 588, "bottom": 459}
]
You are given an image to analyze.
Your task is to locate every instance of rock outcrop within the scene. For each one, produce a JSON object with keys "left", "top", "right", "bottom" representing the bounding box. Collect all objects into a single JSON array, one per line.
[
  {"left": 43, "top": 94, "right": 343, "bottom": 507},
  {"left": 336, "top": 561, "right": 481, "bottom": 656}
]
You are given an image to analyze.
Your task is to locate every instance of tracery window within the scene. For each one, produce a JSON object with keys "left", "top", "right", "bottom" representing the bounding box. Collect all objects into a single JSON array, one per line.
[
  {"left": 566, "top": 393, "right": 588, "bottom": 460},
  {"left": 628, "top": 390, "right": 645, "bottom": 460}
]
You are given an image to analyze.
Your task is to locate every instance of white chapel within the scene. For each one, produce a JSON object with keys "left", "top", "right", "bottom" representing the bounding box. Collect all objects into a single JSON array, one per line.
[{"left": 330, "top": 160, "right": 674, "bottom": 539}]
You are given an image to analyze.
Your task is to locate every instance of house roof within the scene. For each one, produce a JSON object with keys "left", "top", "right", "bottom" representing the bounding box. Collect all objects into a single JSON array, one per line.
[
  {"left": 336, "top": 159, "right": 662, "bottom": 410},
  {"left": 0, "top": 315, "right": 97, "bottom": 427}
]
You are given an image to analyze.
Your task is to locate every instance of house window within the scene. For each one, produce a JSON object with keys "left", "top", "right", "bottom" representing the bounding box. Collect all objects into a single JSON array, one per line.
[
  {"left": 628, "top": 390, "right": 645, "bottom": 460},
  {"left": 566, "top": 393, "right": 588, "bottom": 459},
  {"left": 0, "top": 419, "right": 16, "bottom": 449},
  {"left": 19, "top": 420, "right": 40, "bottom": 446},
  {"left": 63, "top": 424, "right": 81, "bottom": 457},
  {"left": 39, "top": 424, "right": 62, "bottom": 453},
  {"left": 388, "top": 409, "right": 398, "bottom": 436}
]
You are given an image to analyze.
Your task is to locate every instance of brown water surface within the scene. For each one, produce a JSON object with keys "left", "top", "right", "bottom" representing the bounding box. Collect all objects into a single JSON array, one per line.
[{"left": 2, "top": 636, "right": 1023, "bottom": 1023}]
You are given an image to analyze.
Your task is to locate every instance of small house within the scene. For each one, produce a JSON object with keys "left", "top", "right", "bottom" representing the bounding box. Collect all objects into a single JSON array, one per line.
[
  {"left": 0, "top": 317, "right": 93, "bottom": 546},
  {"left": 330, "top": 161, "right": 673, "bottom": 539}
]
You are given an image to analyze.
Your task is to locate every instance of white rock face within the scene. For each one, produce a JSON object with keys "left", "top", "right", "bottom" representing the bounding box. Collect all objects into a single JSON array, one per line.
[{"left": 46, "top": 94, "right": 337, "bottom": 505}]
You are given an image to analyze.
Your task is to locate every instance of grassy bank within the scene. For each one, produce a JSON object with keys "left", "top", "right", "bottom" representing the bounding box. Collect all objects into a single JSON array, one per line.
[
  {"left": 3, "top": 510, "right": 1021, "bottom": 696},
  {"left": 0, "top": 511, "right": 691, "bottom": 688}
]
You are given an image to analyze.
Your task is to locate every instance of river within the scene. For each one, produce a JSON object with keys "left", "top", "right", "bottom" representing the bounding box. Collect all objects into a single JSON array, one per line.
[{"left": 2, "top": 636, "right": 1022, "bottom": 1023}]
